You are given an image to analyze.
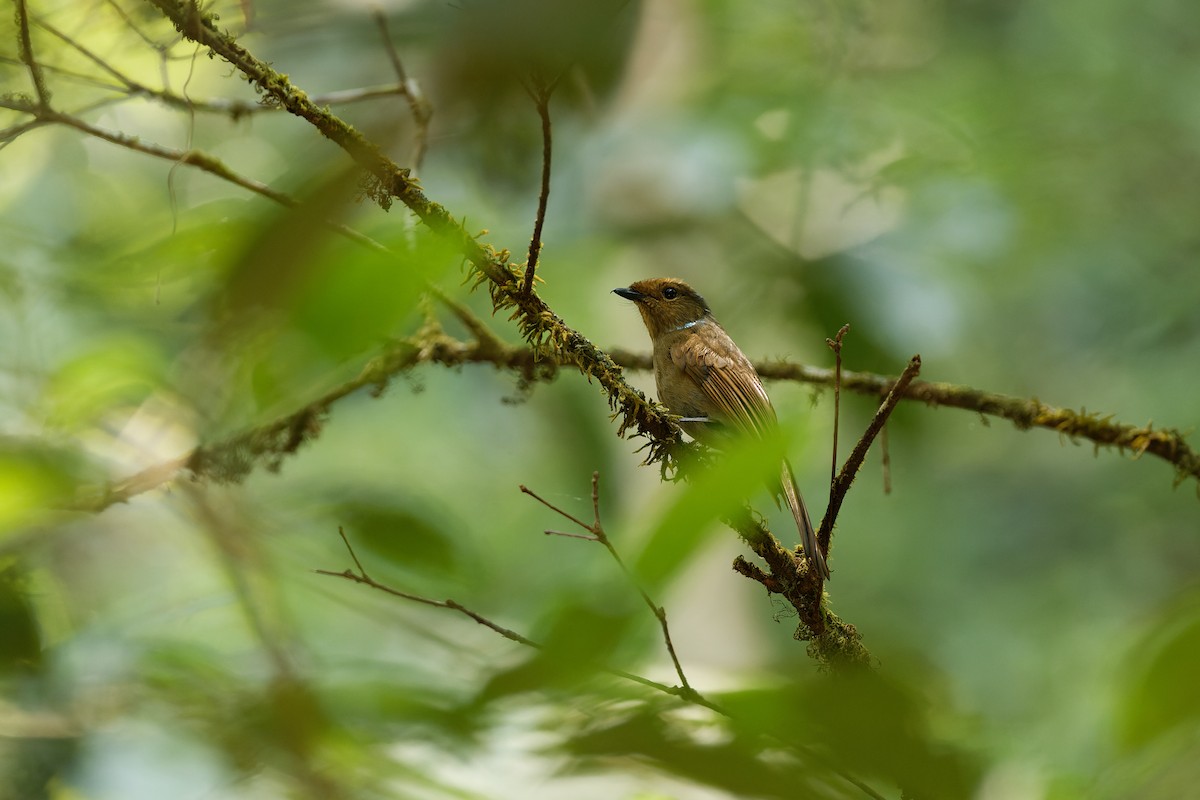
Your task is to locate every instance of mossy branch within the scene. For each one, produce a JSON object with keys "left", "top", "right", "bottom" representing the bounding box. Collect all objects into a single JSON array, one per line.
[{"left": 144, "top": 0, "right": 682, "bottom": 466}]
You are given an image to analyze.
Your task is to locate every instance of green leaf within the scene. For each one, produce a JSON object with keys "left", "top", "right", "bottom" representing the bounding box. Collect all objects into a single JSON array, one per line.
[
  {"left": 475, "top": 596, "right": 638, "bottom": 704},
  {"left": 337, "top": 496, "right": 461, "bottom": 577},
  {"left": 719, "top": 672, "right": 981, "bottom": 799},
  {"left": 0, "top": 567, "right": 42, "bottom": 674},
  {"left": 0, "top": 440, "right": 86, "bottom": 531},
  {"left": 1118, "top": 595, "right": 1200, "bottom": 750},
  {"left": 286, "top": 233, "right": 454, "bottom": 362},
  {"left": 561, "top": 707, "right": 828, "bottom": 800},
  {"left": 42, "top": 336, "right": 165, "bottom": 431},
  {"left": 632, "top": 420, "right": 796, "bottom": 590}
]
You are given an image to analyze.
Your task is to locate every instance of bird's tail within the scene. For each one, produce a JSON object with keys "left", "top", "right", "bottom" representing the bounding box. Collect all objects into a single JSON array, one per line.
[{"left": 781, "top": 460, "right": 830, "bottom": 580}]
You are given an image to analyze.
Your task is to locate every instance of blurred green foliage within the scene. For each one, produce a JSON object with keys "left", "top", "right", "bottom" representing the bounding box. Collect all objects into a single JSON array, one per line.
[{"left": 1, "top": 0, "right": 1199, "bottom": 798}]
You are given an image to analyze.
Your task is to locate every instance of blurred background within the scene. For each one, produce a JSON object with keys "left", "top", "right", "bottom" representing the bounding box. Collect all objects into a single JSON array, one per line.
[{"left": 2, "top": 0, "right": 1200, "bottom": 797}]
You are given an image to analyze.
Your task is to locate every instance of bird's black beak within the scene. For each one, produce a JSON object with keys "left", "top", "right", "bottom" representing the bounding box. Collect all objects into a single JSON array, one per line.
[{"left": 613, "top": 287, "right": 645, "bottom": 302}]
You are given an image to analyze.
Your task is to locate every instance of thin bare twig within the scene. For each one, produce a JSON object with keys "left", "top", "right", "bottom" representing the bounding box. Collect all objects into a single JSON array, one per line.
[
  {"left": 0, "top": 117, "right": 45, "bottom": 148},
  {"left": 294, "top": 83, "right": 427, "bottom": 111},
  {"left": 522, "top": 488, "right": 595, "bottom": 534},
  {"left": 521, "top": 472, "right": 697, "bottom": 696},
  {"left": 818, "top": 355, "right": 921, "bottom": 553},
  {"left": 318, "top": 528, "right": 534, "bottom": 646},
  {"left": 372, "top": 8, "right": 410, "bottom": 84},
  {"left": 881, "top": 418, "right": 892, "bottom": 495},
  {"left": 522, "top": 76, "right": 555, "bottom": 296},
  {"left": 826, "top": 324, "right": 850, "bottom": 493},
  {"left": 0, "top": 51, "right": 406, "bottom": 118},
  {"left": 0, "top": 53, "right": 124, "bottom": 93},
  {"left": 15, "top": 0, "right": 52, "bottom": 107},
  {"left": 372, "top": 9, "right": 433, "bottom": 170},
  {"left": 317, "top": 567, "right": 538, "bottom": 648},
  {"left": 543, "top": 529, "right": 597, "bottom": 541},
  {"left": 725, "top": 354, "right": 918, "bottom": 656},
  {"left": 103, "top": 0, "right": 164, "bottom": 49},
  {"left": 336, "top": 526, "right": 367, "bottom": 575},
  {"left": 184, "top": 484, "right": 296, "bottom": 677},
  {"left": 35, "top": 16, "right": 141, "bottom": 93}
]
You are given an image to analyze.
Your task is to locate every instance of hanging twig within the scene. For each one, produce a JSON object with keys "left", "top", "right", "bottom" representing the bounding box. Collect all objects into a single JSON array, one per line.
[
  {"left": 881, "top": 418, "right": 892, "bottom": 495},
  {"left": 825, "top": 324, "right": 851, "bottom": 493}
]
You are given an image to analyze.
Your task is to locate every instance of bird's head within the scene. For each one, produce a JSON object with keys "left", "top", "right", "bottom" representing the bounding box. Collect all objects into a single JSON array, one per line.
[{"left": 612, "top": 278, "right": 712, "bottom": 339}]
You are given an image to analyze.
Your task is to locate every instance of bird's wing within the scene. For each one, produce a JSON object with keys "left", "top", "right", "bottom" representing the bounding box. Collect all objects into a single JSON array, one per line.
[
  {"left": 671, "top": 330, "right": 830, "bottom": 580},
  {"left": 670, "top": 331, "right": 777, "bottom": 437}
]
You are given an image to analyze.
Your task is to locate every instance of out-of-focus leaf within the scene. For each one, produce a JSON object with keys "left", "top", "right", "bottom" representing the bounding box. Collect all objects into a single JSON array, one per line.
[
  {"left": 0, "top": 735, "right": 79, "bottom": 800},
  {"left": 710, "top": 670, "right": 981, "bottom": 799},
  {"left": 323, "top": 677, "right": 484, "bottom": 748},
  {"left": 1117, "top": 595, "right": 1200, "bottom": 751},
  {"left": 0, "top": 440, "right": 87, "bottom": 531},
  {"left": 632, "top": 421, "right": 796, "bottom": 590},
  {"left": 435, "top": 0, "right": 636, "bottom": 113},
  {"left": 0, "top": 567, "right": 41, "bottom": 673},
  {"left": 475, "top": 597, "right": 638, "bottom": 705},
  {"left": 1093, "top": 727, "right": 1200, "bottom": 800},
  {"left": 208, "top": 201, "right": 456, "bottom": 416},
  {"left": 42, "top": 336, "right": 165, "bottom": 431},
  {"left": 139, "top": 641, "right": 243, "bottom": 725},
  {"left": 139, "top": 642, "right": 475, "bottom": 797},
  {"left": 561, "top": 706, "right": 832, "bottom": 800},
  {"left": 286, "top": 233, "right": 454, "bottom": 362},
  {"left": 78, "top": 200, "right": 258, "bottom": 319},
  {"left": 723, "top": 670, "right": 983, "bottom": 799},
  {"left": 336, "top": 495, "right": 461, "bottom": 577},
  {"left": 213, "top": 165, "right": 455, "bottom": 384},
  {"left": 244, "top": 675, "right": 331, "bottom": 765},
  {"left": 217, "top": 165, "right": 366, "bottom": 320},
  {"left": 141, "top": 643, "right": 331, "bottom": 773}
]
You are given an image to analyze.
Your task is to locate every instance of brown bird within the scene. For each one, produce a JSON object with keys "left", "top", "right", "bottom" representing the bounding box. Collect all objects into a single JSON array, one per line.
[{"left": 614, "top": 278, "right": 830, "bottom": 580}]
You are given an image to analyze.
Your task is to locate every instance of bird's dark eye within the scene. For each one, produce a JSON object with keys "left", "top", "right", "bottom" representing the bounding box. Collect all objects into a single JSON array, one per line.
[{"left": 662, "top": 287, "right": 679, "bottom": 300}]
